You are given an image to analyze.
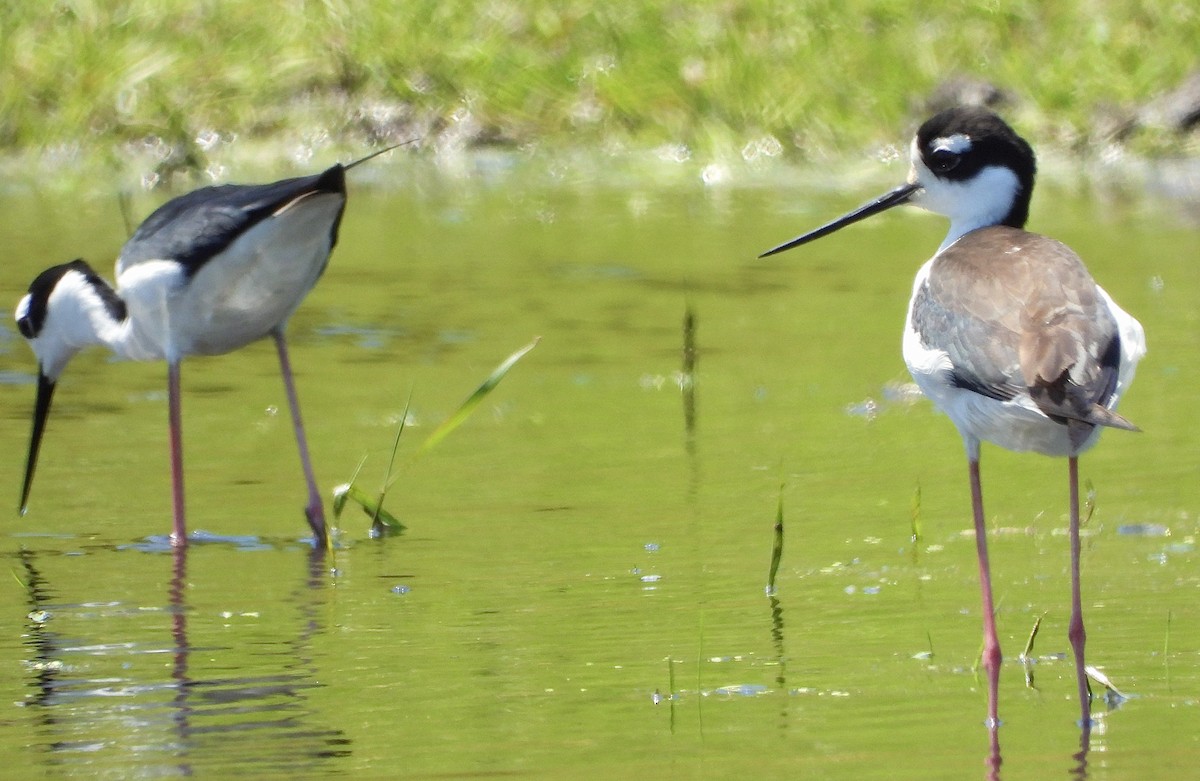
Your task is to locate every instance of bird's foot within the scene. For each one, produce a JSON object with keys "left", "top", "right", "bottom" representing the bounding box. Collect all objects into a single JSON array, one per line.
[{"left": 305, "top": 503, "right": 328, "bottom": 546}]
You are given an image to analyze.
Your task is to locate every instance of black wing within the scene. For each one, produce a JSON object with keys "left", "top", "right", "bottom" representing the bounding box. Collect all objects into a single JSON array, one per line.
[{"left": 118, "top": 164, "right": 347, "bottom": 278}]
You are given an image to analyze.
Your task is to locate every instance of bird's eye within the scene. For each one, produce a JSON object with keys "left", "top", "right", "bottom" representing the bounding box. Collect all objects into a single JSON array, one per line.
[
  {"left": 929, "top": 148, "right": 960, "bottom": 173},
  {"left": 14, "top": 294, "right": 36, "bottom": 339}
]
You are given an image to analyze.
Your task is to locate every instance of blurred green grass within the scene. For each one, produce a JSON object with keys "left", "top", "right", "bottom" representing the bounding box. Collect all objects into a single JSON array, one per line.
[{"left": 1, "top": 1, "right": 1197, "bottom": 165}]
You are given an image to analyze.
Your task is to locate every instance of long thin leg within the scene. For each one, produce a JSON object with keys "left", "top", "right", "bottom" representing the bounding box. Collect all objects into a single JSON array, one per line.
[
  {"left": 168, "top": 360, "right": 187, "bottom": 547},
  {"left": 1073, "top": 722, "right": 1092, "bottom": 778},
  {"left": 273, "top": 330, "right": 327, "bottom": 544},
  {"left": 969, "top": 454, "right": 1001, "bottom": 727},
  {"left": 1067, "top": 455, "right": 1091, "bottom": 726},
  {"left": 986, "top": 719, "right": 1002, "bottom": 781}
]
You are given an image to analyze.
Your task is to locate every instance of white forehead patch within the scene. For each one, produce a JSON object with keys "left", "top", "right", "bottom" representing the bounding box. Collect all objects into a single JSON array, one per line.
[
  {"left": 14, "top": 293, "right": 31, "bottom": 322},
  {"left": 932, "top": 133, "right": 972, "bottom": 154}
]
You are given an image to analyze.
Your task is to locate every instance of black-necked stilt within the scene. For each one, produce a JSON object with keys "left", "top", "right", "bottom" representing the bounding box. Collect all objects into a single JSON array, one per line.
[
  {"left": 15, "top": 146, "right": 398, "bottom": 547},
  {"left": 761, "top": 106, "right": 1145, "bottom": 726}
]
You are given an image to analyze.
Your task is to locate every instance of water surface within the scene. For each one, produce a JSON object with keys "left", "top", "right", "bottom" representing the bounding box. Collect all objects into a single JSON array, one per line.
[{"left": 0, "top": 150, "right": 1197, "bottom": 779}]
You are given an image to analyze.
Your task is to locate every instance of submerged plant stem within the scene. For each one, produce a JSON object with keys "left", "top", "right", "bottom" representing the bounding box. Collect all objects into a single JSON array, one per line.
[
  {"left": 682, "top": 302, "right": 697, "bottom": 437},
  {"left": 910, "top": 483, "right": 922, "bottom": 542},
  {"left": 1020, "top": 613, "right": 1045, "bottom": 660},
  {"left": 370, "top": 390, "right": 414, "bottom": 534},
  {"left": 767, "top": 485, "right": 784, "bottom": 596}
]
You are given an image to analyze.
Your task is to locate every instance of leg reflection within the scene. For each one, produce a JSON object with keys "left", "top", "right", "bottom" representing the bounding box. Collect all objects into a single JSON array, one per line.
[{"left": 986, "top": 718, "right": 1002, "bottom": 781}]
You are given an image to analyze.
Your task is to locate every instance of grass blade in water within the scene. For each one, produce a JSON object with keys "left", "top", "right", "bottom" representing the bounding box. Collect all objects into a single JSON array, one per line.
[
  {"left": 910, "top": 483, "right": 922, "bottom": 542},
  {"left": 371, "top": 391, "right": 415, "bottom": 533},
  {"left": 1020, "top": 613, "right": 1045, "bottom": 660},
  {"left": 332, "top": 482, "right": 405, "bottom": 530},
  {"left": 416, "top": 337, "right": 540, "bottom": 456},
  {"left": 337, "top": 338, "right": 539, "bottom": 532},
  {"left": 332, "top": 454, "right": 369, "bottom": 519},
  {"left": 1085, "top": 665, "right": 1128, "bottom": 702},
  {"left": 1083, "top": 478, "right": 1097, "bottom": 525},
  {"left": 682, "top": 303, "right": 697, "bottom": 437},
  {"left": 766, "top": 486, "right": 784, "bottom": 596}
]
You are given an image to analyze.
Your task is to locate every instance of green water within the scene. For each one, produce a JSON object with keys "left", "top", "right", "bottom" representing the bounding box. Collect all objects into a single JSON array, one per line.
[{"left": 0, "top": 151, "right": 1197, "bottom": 779}]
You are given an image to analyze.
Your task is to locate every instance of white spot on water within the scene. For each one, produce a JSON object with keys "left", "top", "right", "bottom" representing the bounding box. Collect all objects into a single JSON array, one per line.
[
  {"left": 876, "top": 143, "right": 902, "bottom": 163},
  {"left": 680, "top": 57, "right": 706, "bottom": 86},
  {"left": 195, "top": 129, "right": 221, "bottom": 151},
  {"left": 701, "top": 163, "right": 728, "bottom": 186},
  {"left": 656, "top": 143, "right": 691, "bottom": 163},
  {"left": 741, "top": 136, "right": 782, "bottom": 163}
]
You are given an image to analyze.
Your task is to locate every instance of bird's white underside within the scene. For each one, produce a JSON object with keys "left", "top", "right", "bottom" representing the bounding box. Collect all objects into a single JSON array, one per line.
[
  {"left": 902, "top": 257, "right": 1146, "bottom": 459},
  {"left": 29, "top": 192, "right": 343, "bottom": 377}
]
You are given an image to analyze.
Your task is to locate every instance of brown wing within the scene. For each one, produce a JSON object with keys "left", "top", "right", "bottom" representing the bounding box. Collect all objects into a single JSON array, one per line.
[{"left": 914, "top": 226, "right": 1135, "bottom": 447}]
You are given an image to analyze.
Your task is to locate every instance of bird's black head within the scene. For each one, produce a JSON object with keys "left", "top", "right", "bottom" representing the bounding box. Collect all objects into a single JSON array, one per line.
[
  {"left": 14, "top": 259, "right": 127, "bottom": 516},
  {"left": 16, "top": 260, "right": 86, "bottom": 340},
  {"left": 759, "top": 106, "right": 1040, "bottom": 259},
  {"left": 15, "top": 259, "right": 126, "bottom": 342},
  {"left": 913, "top": 106, "right": 1037, "bottom": 229}
]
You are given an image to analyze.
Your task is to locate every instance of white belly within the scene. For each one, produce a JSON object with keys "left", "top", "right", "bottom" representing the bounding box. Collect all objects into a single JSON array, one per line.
[
  {"left": 904, "top": 353, "right": 1094, "bottom": 456},
  {"left": 115, "top": 195, "right": 340, "bottom": 360}
]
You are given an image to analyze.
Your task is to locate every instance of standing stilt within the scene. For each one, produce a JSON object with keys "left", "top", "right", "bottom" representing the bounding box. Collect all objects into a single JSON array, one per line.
[{"left": 759, "top": 106, "right": 1145, "bottom": 729}]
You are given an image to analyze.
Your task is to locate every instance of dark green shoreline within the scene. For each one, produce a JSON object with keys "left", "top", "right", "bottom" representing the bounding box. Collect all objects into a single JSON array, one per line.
[{"left": 3, "top": 1, "right": 1198, "bottom": 177}]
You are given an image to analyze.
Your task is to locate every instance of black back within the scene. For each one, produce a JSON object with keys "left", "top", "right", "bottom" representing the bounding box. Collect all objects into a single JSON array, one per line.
[{"left": 118, "top": 164, "right": 347, "bottom": 278}]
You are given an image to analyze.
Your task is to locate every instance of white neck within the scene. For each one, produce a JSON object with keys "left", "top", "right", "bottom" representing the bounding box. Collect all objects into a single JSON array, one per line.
[
  {"left": 55, "top": 274, "right": 128, "bottom": 349},
  {"left": 908, "top": 160, "right": 1024, "bottom": 253},
  {"left": 32, "top": 272, "right": 141, "bottom": 379}
]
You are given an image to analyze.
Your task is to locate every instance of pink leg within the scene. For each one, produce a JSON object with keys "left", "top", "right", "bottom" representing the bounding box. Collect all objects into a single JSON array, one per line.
[
  {"left": 969, "top": 456, "right": 1001, "bottom": 727},
  {"left": 168, "top": 361, "right": 187, "bottom": 547},
  {"left": 272, "top": 331, "right": 327, "bottom": 544},
  {"left": 986, "top": 719, "right": 1002, "bottom": 781},
  {"left": 1073, "top": 722, "right": 1092, "bottom": 776},
  {"left": 1067, "top": 456, "right": 1091, "bottom": 726}
]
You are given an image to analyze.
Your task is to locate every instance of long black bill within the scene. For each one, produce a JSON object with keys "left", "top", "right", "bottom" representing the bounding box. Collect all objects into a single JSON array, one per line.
[
  {"left": 759, "top": 181, "right": 921, "bottom": 258},
  {"left": 20, "top": 373, "right": 56, "bottom": 515},
  {"left": 343, "top": 138, "right": 420, "bottom": 171}
]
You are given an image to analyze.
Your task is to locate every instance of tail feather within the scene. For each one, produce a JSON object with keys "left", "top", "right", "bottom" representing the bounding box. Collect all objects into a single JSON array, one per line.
[
  {"left": 1084, "top": 403, "right": 1139, "bottom": 432},
  {"left": 1066, "top": 404, "right": 1139, "bottom": 452}
]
